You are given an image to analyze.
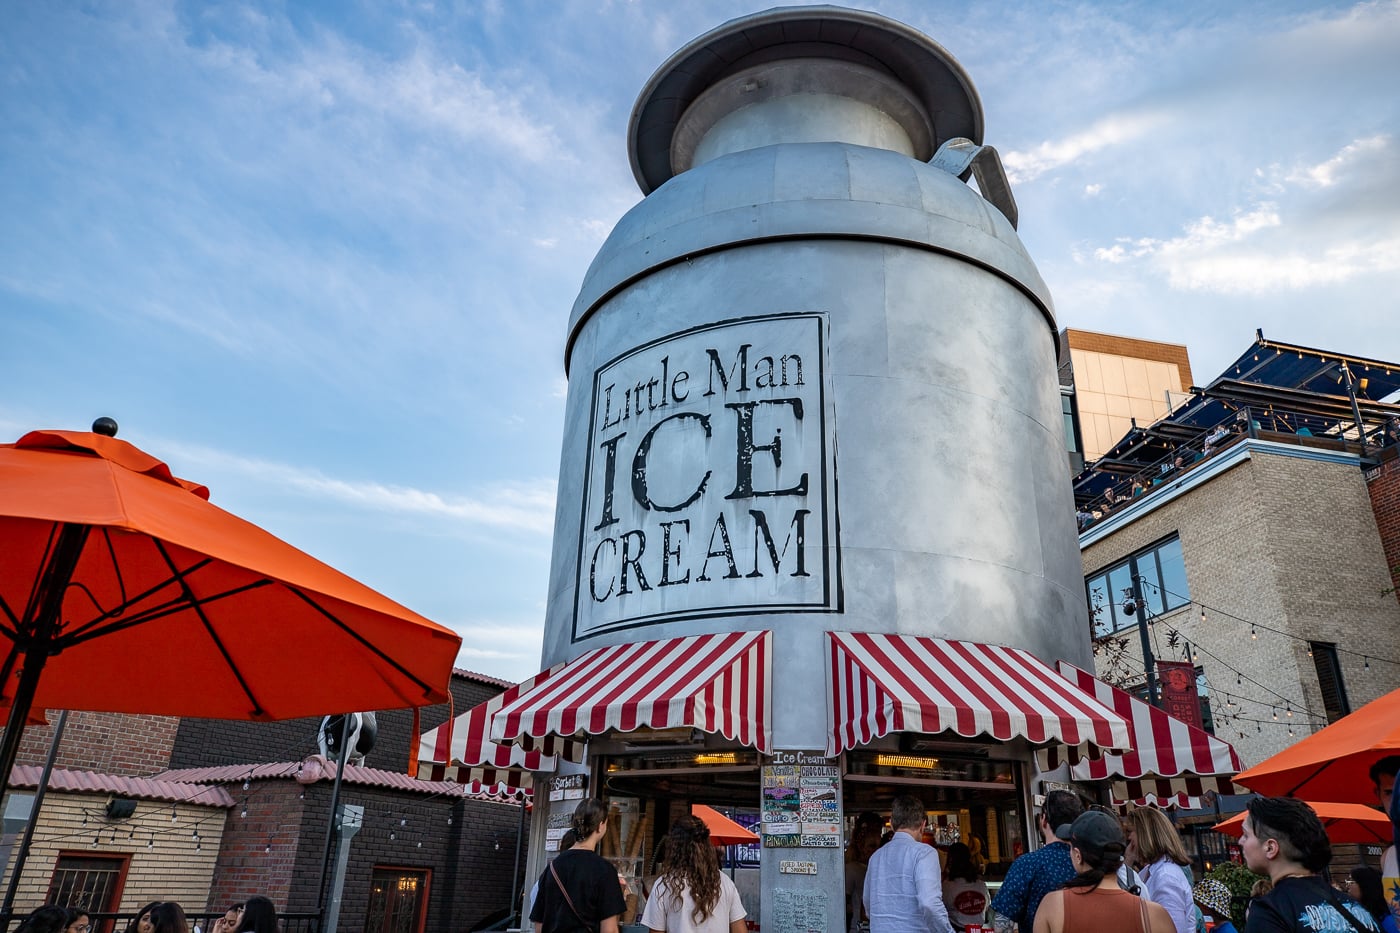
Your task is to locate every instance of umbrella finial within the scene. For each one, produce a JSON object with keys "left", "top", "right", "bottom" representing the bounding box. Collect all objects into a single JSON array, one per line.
[{"left": 92, "top": 417, "right": 118, "bottom": 437}]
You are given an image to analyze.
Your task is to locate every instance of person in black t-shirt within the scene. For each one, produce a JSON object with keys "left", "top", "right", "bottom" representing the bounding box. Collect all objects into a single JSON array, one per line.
[
  {"left": 1239, "top": 797, "right": 1379, "bottom": 933},
  {"left": 531, "top": 798, "right": 627, "bottom": 933}
]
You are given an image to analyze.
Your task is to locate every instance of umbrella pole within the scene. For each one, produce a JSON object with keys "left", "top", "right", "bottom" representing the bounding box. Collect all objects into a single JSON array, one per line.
[
  {"left": 0, "top": 524, "right": 88, "bottom": 804},
  {"left": 0, "top": 711, "right": 68, "bottom": 933}
]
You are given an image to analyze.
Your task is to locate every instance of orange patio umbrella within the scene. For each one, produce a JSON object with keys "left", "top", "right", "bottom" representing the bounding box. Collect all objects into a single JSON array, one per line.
[
  {"left": 0, "top": 423, "right": 463, "bottom": 794},
  {"left": 692, "top": 804, "right": 758, "bottom": 846},
  {"left": 1232, "top": 685, "right": 1400, "bottom": 803},
  {"left": 1212, "top": 802, "right": 1395, "bottom": 845}
]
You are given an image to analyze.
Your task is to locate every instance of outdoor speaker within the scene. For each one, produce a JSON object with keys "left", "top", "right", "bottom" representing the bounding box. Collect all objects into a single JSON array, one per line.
[{"left": 105, "top": 798, "right": 136, "bottom": 819}]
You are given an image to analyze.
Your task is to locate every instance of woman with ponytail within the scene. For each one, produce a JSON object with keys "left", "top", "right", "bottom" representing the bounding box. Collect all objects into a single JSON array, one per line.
[
  {"left": 639, "top": 815, "right": 748, "bottom": 933},
  {"left": 531, "top": 798, "right": 627, "bottom": 933},
  {"left": 1033, "top": 811, "right": 1175, "bottom": 933}
]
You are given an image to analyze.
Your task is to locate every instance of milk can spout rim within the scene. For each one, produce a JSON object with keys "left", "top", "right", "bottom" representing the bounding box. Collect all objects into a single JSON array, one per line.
[{"left": 627, "top": 5, "right": 984, "bottom": 195}]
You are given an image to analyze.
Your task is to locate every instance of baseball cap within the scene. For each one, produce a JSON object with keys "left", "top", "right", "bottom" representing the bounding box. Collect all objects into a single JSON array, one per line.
[{"left": 1060, "top": 810, "right": 1125, "bottom": 856}]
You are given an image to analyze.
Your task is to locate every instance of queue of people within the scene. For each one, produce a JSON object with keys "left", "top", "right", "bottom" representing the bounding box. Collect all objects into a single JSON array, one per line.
[
  {"left": 14, "top": 898, "right": 279, "bottom": 933},
  {"left": 981, "top": 790, "right": 1394, "bottom": 933}
]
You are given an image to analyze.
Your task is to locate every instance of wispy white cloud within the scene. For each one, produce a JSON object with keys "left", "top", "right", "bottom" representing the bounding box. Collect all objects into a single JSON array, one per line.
[
  {"left": 167, "top": 442, "right": 557, "bottom": 535},
  {"left": 1002, "top": 111, "right": 1165, "bottom": 184},
  {"left": 1083, "top": 135, "right": 1400, "bottom": 294}
]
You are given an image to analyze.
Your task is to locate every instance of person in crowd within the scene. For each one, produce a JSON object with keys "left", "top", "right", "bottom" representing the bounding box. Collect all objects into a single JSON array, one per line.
[
  {"left": 232, "top": 897, "right": 276, "bottom": 933},
  {"left": 1347, "top": 868, "right": 1399, "bottom": 933},
  {"left": 1123, "top": 806, "right": 1197, "bottom": 933},
  {"left": 531, "top": 798, "right": 626, "bottom": 933},
  {"left": 148, "top": 903, "right": 188, "bottom": 933},
  {"left": 1132, "top": 477, "right": 1149, "bottom": 497},
  {"left": 992, "top": 790, "right": 1084, "bottom": 932},
  {"left": 1032, "top": 811, "right": 1174, "bottom": 933},
  {"left": 942, "top": 842, "right": 990, "bottom": 932},
  {"left": 125, "top": 902, "right": 161, "bottom": 933},
  {"left": 1193, "top": 879, "right": 1239, "bottom": 933},
  {"left": 639, "top": 814, "right": 746, "bottom": 933},
  {"left": 1076, "top": 507, "right": 1095, "bottom": 531},
  {"left": 17, "top": 906, "right": 70, "bottom": 933},
  {"left": 1246, "top": 879, "right": 1272, "bottom": 926},
  {"left": 210, "top": 904, "right": 242, "bottom": 933},
  {"left": 846, "top": 816, "right": 881, "bottom": 933},
  {"left": 1372, "top": 756, "right": 1399, "bottom": 883},
  {"left": 1239, "top": 796, "right": 1378, "bottom": 932},
  {"left": 863, "top": 794, "right": 952, "bottom": 933},
  {"left": 62, "top": 909, "right": 91, "bottom": 933}
]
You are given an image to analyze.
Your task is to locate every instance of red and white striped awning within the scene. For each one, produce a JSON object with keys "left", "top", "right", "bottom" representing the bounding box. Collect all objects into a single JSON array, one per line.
[
  {"left": 827, "top": 632, "right": 1132, "bottom": 757},
  {"left": 1042, "top": 661, "right": 1242, "bottom": 806},
  {"left": 416, "top": 667, "right": 582, "bottom": 786},
  {"left": 490, "top": 631, "right": 772, "bottom": 757}
]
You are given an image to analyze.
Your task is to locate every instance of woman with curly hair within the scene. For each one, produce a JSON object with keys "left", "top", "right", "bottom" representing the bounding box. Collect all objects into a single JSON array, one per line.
[{"left": 640, "top": 815, "right": 747, "bottom": 933}]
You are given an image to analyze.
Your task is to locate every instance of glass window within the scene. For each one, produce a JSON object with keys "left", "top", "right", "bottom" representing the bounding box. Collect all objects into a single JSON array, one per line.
[
  {"left": 1085, "top": 536, "right": 1190, "bottom": 637},
  {"left": 1156, "top": 538, "right": 1189, "bottom": 612}
]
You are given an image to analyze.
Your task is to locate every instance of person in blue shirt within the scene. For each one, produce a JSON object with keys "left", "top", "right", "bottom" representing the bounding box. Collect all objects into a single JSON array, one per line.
[{"left": 991, "top": 790, "right": 1084, "bottom": 931}]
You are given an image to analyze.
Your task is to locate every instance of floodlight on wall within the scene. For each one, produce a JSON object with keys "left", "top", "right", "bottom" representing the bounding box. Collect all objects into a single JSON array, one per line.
[{"left": 105, "top": 798, "right": 137, "bottom": 820}]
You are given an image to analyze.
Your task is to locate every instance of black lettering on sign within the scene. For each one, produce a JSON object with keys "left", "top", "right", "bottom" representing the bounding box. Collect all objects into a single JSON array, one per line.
[{"left": 574, "top": 313, "right": 840, "bottom": 638}]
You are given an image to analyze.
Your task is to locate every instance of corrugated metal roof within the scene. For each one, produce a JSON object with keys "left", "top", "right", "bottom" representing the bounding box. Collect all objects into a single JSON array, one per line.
[
  {"left": 8, "top": 765, "right": 236, "bottom": 807},
  {"left": 153, "top": 760, "right": 526, "bottom": 802}
]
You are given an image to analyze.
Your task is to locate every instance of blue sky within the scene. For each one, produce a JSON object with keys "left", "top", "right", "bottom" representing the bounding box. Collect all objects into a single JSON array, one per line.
[{"left": 3, "top": 1, "right": 1398, "bottom": 683}]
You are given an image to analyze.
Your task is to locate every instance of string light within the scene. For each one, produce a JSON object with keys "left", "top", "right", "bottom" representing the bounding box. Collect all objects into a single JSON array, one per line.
[
  {"left": 1250, "top": 625, "right": 1257, "bottom": 640},
  {"left": 243, "top": 779, "right": 251, "bottom": 791}
]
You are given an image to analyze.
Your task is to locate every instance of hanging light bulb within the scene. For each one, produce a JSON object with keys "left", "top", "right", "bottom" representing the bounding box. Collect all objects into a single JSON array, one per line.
[
  {"left": 1272, "top": 709, "right": 1278, "bottom": 720},
  {"left": 1236, "top": 672, "right": 1242, "bottom": 685},
  {"left": 1288, "top": 727, "right": 1294, "bottom": 737},
  {"left": 1200, "top": 609, "right": 1206, "bottom": 623},
  {"left": 299, "top": 789, "right": 305, "bottom": 800},
  {"left": 1286, "top": 704, "right": 1292, "bottom": 717},
  {"left": 389, "top": 831, "right": 397, "bottom": 841},
  {"left": 1250, "top": 625, "right": 1257, "bottom": 640},
  {"left": 417, "top": 841, "right": 423, "bottom": 849},
  {"left": 265, "top": 839, "right": 273, "bottom": 854},
  {"left": 148, "top": 835, "right": 155, "bottom": 850},
  {"left": 447, "top": 816, "right": 453, "bottom": 826},
  {"left": 1364, "top": 656, "right": 1370, "bottom": 670},
  {"left": 400, "top": 817, "right": 407, "bottom": 827},
  {"left": 171, "top": 808, "right": 178, "bottom": 823},
  {"left": 241, "top": 807, "right": 249, "bottom": 819},
  {"left": 243, "top": 779, "right": 251, "bottom": 791}
]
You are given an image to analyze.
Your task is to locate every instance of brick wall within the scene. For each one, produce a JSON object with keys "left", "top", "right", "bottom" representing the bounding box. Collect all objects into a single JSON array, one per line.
[
  {"left": 0, "top": 793, "right": 227, "bottom": 914},
  {"left": 204, "top": 778, "right": 526, "bottom": 933},
  {"left": 1082, "top": 447, "right": 1400, "bottom": 768},
  {"left": 10, "top": 713, "right": 180, "bottom": 775},
  {"left": 1365, "top": 451, "right": 1400, "bottom": 601},
  {"left": 169, "top": 675, "right": 504, "bottom": 772}
]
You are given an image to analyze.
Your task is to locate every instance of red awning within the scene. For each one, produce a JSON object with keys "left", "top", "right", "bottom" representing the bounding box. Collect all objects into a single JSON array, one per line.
[
  {"left": 490, "top": 631, "right": 772, "bottom": 757},
  {"left": 417, "top": 667, "right": 582, "bottom": 787},
  {"left": 1043, "top": 661, "right": 1242, "bottom": 807},
  {"left": 827, "top": 632, "right": 1132, "bottom": 757}
]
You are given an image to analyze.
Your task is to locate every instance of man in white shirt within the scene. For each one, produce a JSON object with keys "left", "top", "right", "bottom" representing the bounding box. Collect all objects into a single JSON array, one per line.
[{"left": 862, "top": 795, "right": 954, "bottom": 933}]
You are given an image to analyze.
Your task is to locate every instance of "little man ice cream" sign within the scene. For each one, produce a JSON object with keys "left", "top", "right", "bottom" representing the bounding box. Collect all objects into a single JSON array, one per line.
[{"left": 573, "top": 312, "right": 841, "bottom": 639}]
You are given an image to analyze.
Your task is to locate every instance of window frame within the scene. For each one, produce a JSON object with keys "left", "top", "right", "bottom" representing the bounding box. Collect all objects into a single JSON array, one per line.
[{"left": 1086, "top": 534, "right": 1190, "bottom": 639}]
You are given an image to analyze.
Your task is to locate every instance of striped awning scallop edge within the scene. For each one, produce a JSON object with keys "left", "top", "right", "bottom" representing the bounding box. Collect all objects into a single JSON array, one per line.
[
  {"left": 490, "top": 631, "right": 772, "bottom": 758},
  {"left": 1041, "top": 661, "right": 1242, "bottom": 804},
  {"left": 417, "top": 667, "right": 581, "bottom": 786},
  {"left": 827, "top": 632, "right": 1132, "bottom": 758}
]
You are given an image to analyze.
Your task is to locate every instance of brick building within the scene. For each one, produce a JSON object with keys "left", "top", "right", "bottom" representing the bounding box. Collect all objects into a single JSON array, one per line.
[
  {"left": 0, "top": 670, "right": 528, "bottom": 933},
  {"left": 1071, "top": 334, "right": 1400, "bottom": 772}
]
